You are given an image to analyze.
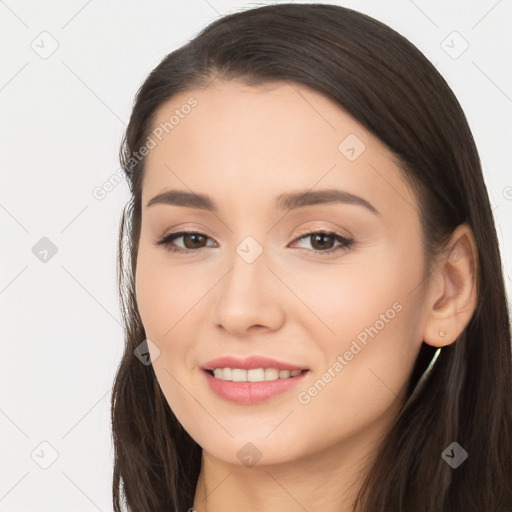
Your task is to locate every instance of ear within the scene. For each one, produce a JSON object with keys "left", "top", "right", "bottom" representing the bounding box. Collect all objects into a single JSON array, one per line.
[{"left": 423, "top": 223, "right": 479, "bottom": 348}]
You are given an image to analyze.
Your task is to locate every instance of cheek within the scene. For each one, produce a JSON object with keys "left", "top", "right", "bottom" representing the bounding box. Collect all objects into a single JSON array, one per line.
[
  {"left": 289, "top": 296, "right": 421, "bottom": 455},
  {"left": 135, "top": 249, "right": 203, "bottom": 338},
  {"left": 287, "top": 246, "right": 424, "bottom": 401},
  {"left": 281, "top": 253, "right": 410, "bottom": 342},
  {"left": 135, "top": 261, "right": 169, "bottom": 339},
  {"left": 135, "top": 254, "right": 204, "bottom": 429},
  {"left": 134, "top": 249, "right": 217, "bottom": 389}
]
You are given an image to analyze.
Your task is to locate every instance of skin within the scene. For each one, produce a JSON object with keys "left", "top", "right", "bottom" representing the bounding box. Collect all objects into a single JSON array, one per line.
[{"left": 135, "top": 79, "right": 478, "bottom": 512}]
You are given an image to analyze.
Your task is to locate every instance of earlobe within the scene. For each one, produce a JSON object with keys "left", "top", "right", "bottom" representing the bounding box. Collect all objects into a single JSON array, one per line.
[{"left": 423, "top": 223, "right": 479, "bottom": 348}]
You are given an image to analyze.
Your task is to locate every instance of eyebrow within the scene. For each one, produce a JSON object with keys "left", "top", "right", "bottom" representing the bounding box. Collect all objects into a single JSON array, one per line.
[{"left": 146, "top": 189, "right": 380, "bottom": 216}]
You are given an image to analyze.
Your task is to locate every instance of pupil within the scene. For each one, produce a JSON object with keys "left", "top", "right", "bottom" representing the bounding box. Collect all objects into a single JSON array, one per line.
[
  {"left": 185, "top": 234, "right": 204, "bottom": 248},
  {"left": 313, "top": 233, "right": 332, "bottom": 249}
]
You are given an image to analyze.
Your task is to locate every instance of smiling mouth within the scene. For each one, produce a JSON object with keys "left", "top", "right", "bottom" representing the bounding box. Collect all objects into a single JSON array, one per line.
[{"left": 205, "top": 368, "right": 309, "bottom": 382}]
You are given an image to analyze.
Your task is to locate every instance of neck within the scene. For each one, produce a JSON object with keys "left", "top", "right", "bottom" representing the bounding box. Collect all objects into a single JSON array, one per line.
[{"left": 192, "top": 428, "right": 384, "bottom": 512}]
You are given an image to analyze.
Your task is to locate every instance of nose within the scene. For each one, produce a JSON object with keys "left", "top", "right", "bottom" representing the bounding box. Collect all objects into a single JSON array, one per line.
[{"left": 211, "top": 243, "right": 286, "bottom": 337}]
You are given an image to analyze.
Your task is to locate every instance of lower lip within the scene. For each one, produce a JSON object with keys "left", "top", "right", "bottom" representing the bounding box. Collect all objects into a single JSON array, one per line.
[{"left": 202, "top": 369, "right": 309, "bottom": 405}]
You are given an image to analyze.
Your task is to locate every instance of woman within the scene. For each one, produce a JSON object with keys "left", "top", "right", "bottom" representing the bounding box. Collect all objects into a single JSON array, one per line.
[{"left": 111, "top": 3, "right": 512, "bottom": 511}]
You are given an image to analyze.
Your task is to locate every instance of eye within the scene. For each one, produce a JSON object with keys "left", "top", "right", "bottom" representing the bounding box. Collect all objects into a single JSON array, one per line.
[
  {"left": 153, "top": 230, "right": 217, "bottom": 254},
  {"left": 289, "top": 229, "right": 354, "bottom": 255},
  {"left": 153, "top": 229, "right": 354, "bottom": 256}
]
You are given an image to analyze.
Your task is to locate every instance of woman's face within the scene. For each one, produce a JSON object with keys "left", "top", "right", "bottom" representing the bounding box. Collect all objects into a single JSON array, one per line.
[{"left": 135, "top": 79, "right": 431, "bottom": 467}]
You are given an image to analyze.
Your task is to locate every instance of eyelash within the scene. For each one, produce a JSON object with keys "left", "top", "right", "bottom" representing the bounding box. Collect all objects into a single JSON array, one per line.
[{"left": 153, "top": 228, "right": 355, "bottom": 256}]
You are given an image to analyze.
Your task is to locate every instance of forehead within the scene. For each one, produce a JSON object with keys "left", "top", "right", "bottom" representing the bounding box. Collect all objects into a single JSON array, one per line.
[{"left": 141, "top": 79, "right": 418, "bottom": 220}]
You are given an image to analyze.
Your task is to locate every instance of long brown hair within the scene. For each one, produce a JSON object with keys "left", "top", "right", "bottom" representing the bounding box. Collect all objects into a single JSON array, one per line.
[{"left": 111, "top": 4, "right": 512, "bottom": 510}]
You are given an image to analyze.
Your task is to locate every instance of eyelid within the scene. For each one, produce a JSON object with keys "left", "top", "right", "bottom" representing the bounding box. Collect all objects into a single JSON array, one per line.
[
  {"left": 293, "top": 225, "right": 352, "bottom": 241},
  {"left": 160, "top": 224, "right": 351, "bottom": 241}
]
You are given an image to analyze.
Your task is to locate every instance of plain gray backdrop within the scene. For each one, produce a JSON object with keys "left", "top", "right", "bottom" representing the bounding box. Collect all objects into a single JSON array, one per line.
[{"left": 1, "top": 1, "right": 511, "bottom": 510}]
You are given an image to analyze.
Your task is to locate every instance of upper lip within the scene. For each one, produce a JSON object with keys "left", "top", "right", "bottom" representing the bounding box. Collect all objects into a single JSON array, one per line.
[{"left": 202, "top": 355, "right": 308, "bottom": 371}]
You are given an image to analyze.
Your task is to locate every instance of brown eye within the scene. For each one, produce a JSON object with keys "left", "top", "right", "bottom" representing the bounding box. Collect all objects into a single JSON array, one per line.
[
  {"left": 290, "top": 229, "right": 355, "bottom": 256},
  {"left": 309, "top": 233, "right": 336, "bottom": 250},
  {"left": 154, "top": 231, "right": 217, "bottom": 253},
  {"left": 182, "top": 233, "right": 207, "bottom": 249}
]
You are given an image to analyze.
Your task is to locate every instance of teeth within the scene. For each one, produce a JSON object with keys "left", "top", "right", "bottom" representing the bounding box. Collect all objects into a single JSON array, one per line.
[
  {"left": 264, "top": 368, "right": 279, "bottom": 380},
  {"left": 232, "top": 369, "right": 246, "bottom": 382},
  {"left": 210, "top": 367, "right": 304, "bottom": 382},
  {"left": 247, "top": 368, "right": 265, "bottom": 382}
]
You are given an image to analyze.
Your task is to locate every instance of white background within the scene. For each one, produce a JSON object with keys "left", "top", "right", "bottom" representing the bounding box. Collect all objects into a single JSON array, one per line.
[{"left": 0, "top": 0, "right": 511, "bottom": 510}]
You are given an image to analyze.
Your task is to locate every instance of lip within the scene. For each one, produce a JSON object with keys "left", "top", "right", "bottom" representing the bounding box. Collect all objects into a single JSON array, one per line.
[
  {"left": 202, "top": 368, "right": 309, "bottom": 405},
  {"left": 200, "top": 355, "right": 310, "bottom": 405},
  {"left": 202, "top": 355, "right": 307, "bottom": 372}
]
